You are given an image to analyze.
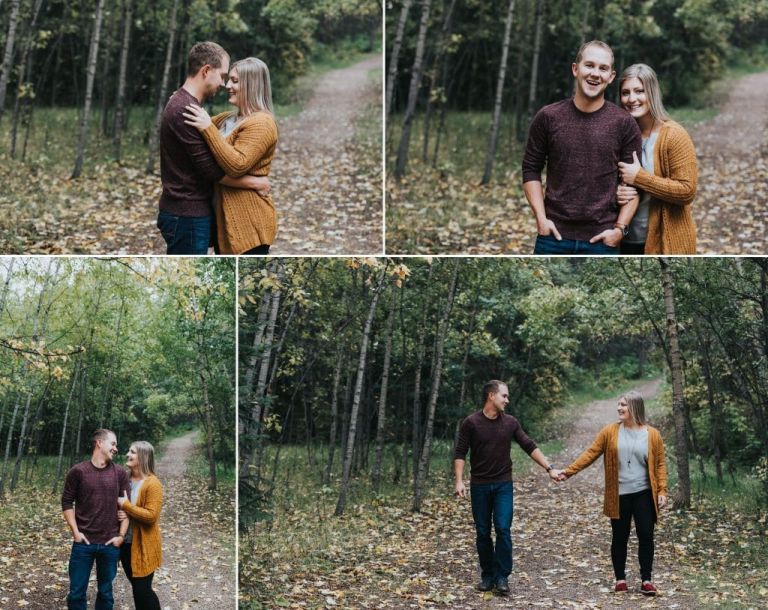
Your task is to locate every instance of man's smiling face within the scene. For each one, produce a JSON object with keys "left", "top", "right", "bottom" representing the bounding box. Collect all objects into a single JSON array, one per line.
[{"left": 572, "top": 44, "right": 615, "bottom": 101}]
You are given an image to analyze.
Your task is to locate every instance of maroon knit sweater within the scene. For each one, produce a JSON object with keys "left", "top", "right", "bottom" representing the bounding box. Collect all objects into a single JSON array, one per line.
[
  {"left": 522, "top": 98, "right": 642, "bottom": 240},
  {"left": 158, "top": 87, "right": 225, "bottom": 217},
  {"left": 61, "top": 461, "right": 130, "bottom": 544},
  {"left": 454, "top": 411, "right": 538, "bottom": 484}
]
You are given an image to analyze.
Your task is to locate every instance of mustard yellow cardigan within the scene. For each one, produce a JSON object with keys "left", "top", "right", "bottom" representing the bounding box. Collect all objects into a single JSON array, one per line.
[
  {"left": 122, "top": 474, "right": 163, "bottom": 578},
  {"left": 563, "top": 423, "right": 668, "bottom": 520},
  {"left": 634, "top": 120, "right": 698, "bottom": 254},
  {"left": 201, "top": 111, "right": 278, "bottom": 254}
]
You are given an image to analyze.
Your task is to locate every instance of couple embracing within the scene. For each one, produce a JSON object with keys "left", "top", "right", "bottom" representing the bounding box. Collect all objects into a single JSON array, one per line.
[
  {"left": 157, "top": 41, "right": 277, "bottom": 255},
  {"left": 62, "top": 429, "right": 163, "bottom": 610},
  {"left": 454, "top": 380, "right": 668, "bottom": 597},
  {"left": 524, "top": 40, "right": 698, "bottom": 254}
]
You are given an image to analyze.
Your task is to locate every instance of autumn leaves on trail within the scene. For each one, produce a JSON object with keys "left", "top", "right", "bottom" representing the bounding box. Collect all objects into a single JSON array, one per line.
[{"left": 0, "top": 431, "right": 234, "bottom": 610}]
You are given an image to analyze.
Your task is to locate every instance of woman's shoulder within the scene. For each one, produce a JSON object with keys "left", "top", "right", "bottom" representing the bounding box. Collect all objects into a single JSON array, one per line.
[
  {"left": 212, "top": 111, "right": 235, "bottom": 127},
  {"left": 661, "top": 120, "right": 695, "bottom": 145},
  {"left": 240, "top": 111, "right": 277, "bottom": 130},
  {"left": 145, "top": 474, "right": 163, "bottom": 489}
]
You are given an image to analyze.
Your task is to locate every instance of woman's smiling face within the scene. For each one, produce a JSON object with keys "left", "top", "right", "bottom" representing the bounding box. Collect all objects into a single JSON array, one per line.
[
  {"left": 226, "top": 68, "right": 240, "bottom": 107},
  {"left": 620, "top": 76, "right": 650, "bottom": 120}
]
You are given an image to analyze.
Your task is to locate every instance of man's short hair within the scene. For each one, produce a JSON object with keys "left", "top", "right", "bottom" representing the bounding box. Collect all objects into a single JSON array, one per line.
[
  {"left": 92, "top": 428, "right": 114, "bottom": 450},
  {"left": 574, "top": 40, "right": 614, "bottom": 68},
  {"left": 187, "top": 41, "right": 228, "bottom": 77},
  {"left": 482, "top": 380, "right": 506, "bottom": 404}
]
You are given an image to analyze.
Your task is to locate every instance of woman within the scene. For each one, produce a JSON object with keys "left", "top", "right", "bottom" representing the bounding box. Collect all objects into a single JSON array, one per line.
[
  {"left": 118, "top": 441, "right": 163, "bottom": 610},
  {"left": 558, "top": 392, "right": 668, "bottom": 596},
  {"left": 183, "top": 57, "right": 278, "bottom": 255},
  {"left": 616, "top": 63, "right": 698, "bottom": 254}
]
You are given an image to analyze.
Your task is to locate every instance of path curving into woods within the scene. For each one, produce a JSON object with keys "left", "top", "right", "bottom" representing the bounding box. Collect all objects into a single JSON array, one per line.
[
  {"left": 270, "top": 53, "right": 383, "bottom": 255},
  {"left": 688, "top": 69, "right": 768, "bottom": 254}
]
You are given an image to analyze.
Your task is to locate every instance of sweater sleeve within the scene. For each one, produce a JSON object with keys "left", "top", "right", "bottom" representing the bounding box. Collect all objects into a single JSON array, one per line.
[
  {"left": 168, "top": 108, "right": 225, "bottom": 183},
  {"left": 512, "top": 420, "right": 538, "bottom": 455},
  {"left": 123, "top": 479, "right": 163, "bottom": 525},
  {"left": 521, "top": 108, "right": 549, "bottom": 184},
  {"left": 634, "top": 124, "right": 697, "bottom": 205},
  {"left": 620, "top": 114, "right": 643, "bottom": 166},
  {"left": 61, "top": 467, "right": 80, "bottom": 511},
  {"left": 200, "top": 113, "right": 277, "bottom": 178},
  {"left": 564, "top": 426, "right": 609, "bottom": 477},
  {"left": 453, "top": 417, "right": 472, "bottom": 460},
  {"left": 652, "top": 430, "right": 668, "bottom": 495}
]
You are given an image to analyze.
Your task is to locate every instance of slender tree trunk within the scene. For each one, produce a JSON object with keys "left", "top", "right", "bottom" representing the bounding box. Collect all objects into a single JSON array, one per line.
[
  {"left": 581, "top": 0, "right": 591, "bottom": 42},
  {"left": 526, "top": 0, "right": 546, "bottom": 123},
  {"left": 335, "top": 267, "right": 388, "bottom": 516},
  {"left": 54, "top": 358, "right": 81, "bottom": 493},
  {"left": 200, "top": 371, "right": 217, "bottom": 490},
  {"left": 394, "top": 0, "right": 432, "bottom": 179},
  {"left": 482, "top": 0, "right": 516, "bottom": 185},
  {"left": 71, "top": 0, "right": 107, "bottom": 178},
  {"left": 323, "top": 349, "right": 345, "bottom": 484},
  {"left": 113, "top": 0, "right": 133, "bottom": 161},
  {"left": 413, "top": 261, "right": 460, "bottom": 512},
  {"left": 659, "top": 257, "right": 690, "bottom": 508},
  {"left": 385, "top": 0, "right": 414, "bottom": 119},
  {"left": 146, "top": 0, "right": 180, "bottom": 174},
  {"left": 9, "top": 392, "right": 33, "bottom": 491},
  {"left": 0, "top": 393, "right": 22, "bottom": 499},
  {"left": 412, "top": 265, "right": 433, "bottom": 472},
  {"left": 0, "top": 0, "right": 21, "bottom": 124},
  {"left": 372, "top": 286, "right": 398, "bottom": 492}
]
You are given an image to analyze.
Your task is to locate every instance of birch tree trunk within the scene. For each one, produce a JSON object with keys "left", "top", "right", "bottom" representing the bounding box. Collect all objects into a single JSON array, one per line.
[
  {"left": 385, "top": 0, "right": 414, "bottom": 119},
  {"left": 412, "top": 264, "right": 433, "bottom": 472},
  {"left": 0, "top": 0, "right": 21, "bottom": 123},
  {"left": 394, "top": 0, "right": 432, "bottom": 179},
  {"left": 71, "top": 0, "right": 107, "bottom": 178},
  {"left": 659, "top": 257, "right": 690, "bottom": 508},
  {"left": 53, "top": 358, "right": 81, "bottom": 493},
  {"left": 113, "top": 0, "right": 134, "bottom": 161},
  {"left": 372, "top": 286, "right": 398, "bottom": 492},
  {"left": 146, "top": 0, "right": 180, "bottom": 174},
  {"left": 335, "top": 267, "right": 388, "bottom": 516},
  {"left": 413, "top": 260, "right": 460, "bottom": 512},
  {"left": 482, "top": 0, "right": 516, "bottom": 185},
  {"left": 323, "top": 349, "right": 345, "bottom": 484},
  {"left": 526, "top": 0, "right": 546, "bottom": 123}
]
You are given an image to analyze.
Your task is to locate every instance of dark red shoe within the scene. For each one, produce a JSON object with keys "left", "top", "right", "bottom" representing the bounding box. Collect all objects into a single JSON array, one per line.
[
  {"left": 640, "top": 582, "right": 658, "bottom": 596},
  {"left": 614, "top": 581, "right": 628, "bottom": 593}
]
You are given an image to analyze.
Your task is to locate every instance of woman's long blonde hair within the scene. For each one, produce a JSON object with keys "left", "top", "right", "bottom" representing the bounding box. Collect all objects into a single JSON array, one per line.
[
  {"left": 231, "top": 57, "right": 273, "bottom": 117},
  {"left": 131, "top": 441, "right": 156, "bottom": 477},
  {"left": 620, "top": 63, "right": 670, "bottom": 123}
]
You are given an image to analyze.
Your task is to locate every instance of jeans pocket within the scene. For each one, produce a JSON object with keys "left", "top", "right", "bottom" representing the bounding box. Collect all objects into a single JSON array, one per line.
[{"left": 157, "top": 212, "right": 178, "bottom": 241}]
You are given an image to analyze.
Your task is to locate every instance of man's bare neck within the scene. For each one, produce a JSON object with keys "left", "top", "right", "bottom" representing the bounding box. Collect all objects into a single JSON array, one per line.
[{"left": 573, "top": 92, "right": 606, "bottom": 113}]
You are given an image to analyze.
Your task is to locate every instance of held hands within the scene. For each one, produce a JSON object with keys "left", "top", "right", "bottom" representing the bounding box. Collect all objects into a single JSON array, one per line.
[
  {"left": 618, "top": 151, "right": 642, "bottom": 185},
  {"left": 117, "top": 490, "right": 128, "bottom": 508},
  {"left": 182, "top": 104, "right": 213, "bottom": 131}
]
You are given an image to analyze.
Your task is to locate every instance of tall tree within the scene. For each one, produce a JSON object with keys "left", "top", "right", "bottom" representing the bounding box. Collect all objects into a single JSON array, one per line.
[
  {"left": 0, "top": 0, "right": 22, "bottom": 124},
  {"left": 385, "top": 0, "right": 414, "bottom": 120},
  {"left": 113, "top": 0, "right": 134, "bottom": 161},
  {"left": 71, "top": 0, "right": 107, "bottom": 178}
]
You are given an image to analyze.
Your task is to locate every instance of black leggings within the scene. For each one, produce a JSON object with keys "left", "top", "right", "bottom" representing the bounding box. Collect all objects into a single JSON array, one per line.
[
  {"left": 120, "top": 543, "right": 161, "bottom": 610},
  {"left": 610, "top": 489, "right": 656, "bottom": 582},
  {"left": 620, "top": 241, "right": 646, "bottom": 255},
  {"left": 243, "top": 244, "right": 270, "bottom": 255}
]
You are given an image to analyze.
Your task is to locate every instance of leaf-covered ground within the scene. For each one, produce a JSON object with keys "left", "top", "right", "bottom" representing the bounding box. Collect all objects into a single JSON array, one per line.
[
  {"left": 0, "top": 431, "right": 235, "bottom": 609},
  {"left": 241, "top": 378, "right": 768, "bottom": 609},
  {"left": 0, "top": 54, "right": 382, "bottom": 255},
  {"left": 386, "top": 69, "right": 768, "bottom": 255},
  {"left": 270, "top": 54, "right": 383, "bottom": 255}
]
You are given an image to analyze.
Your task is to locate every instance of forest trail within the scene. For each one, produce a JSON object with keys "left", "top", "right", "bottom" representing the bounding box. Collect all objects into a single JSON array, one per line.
[
  {"left": 0, "top": 430, "right": 235, "bottom": 609},
  {"left": 690, "top": 69, "right": 768, "bottom": 254},
  {"left": 311, "top": 379, "right": 709, "bottom": 609},
  {"left": 270, "top": 54, "right": 383, "bottom": 255}
]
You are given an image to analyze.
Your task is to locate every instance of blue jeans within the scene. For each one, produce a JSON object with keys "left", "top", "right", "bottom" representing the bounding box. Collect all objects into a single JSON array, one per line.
[
  {"left": 470, "top": 481, "right": 514, "bottom": 580},
  {"left": 157, "top": 210, "right": 211, "bottom": 255},
  {"left": 534, "top": 234, "right": 618, "bottom": 255},
  {"left": 67, "top": 542, "right": 121, "bottom": 610}
]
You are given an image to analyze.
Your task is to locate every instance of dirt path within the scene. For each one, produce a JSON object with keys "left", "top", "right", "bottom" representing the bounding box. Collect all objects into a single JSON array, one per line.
[
  {"left": 689, "top": 70, "right": 768, "bottom": 253},
  {"left": 270, "top": 54, "right": 383, "bottom": 255}
]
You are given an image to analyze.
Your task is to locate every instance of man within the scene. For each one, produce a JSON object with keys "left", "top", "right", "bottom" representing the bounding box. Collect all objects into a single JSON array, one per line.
[
  {"left": 454, "top": 380, "right": 560, "bottom": 595},
  {"left": 62, "top": 429, "right": 130, "bottom": 610},
  {"left": 522, "top": 40, "right": 642, "bottom": 255},
  {"left": 157, "top": 41, "right": 269, "bottom": 254}
]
